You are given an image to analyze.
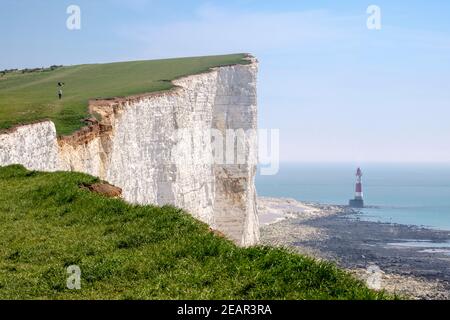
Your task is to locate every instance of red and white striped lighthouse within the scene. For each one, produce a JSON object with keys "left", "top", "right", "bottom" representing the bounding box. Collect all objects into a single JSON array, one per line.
[
  {"left": 349, "top": 167, "right": 364, "bottom": 208},
  {"left": 355, "top": 167, "right": 363, "bottom": 200}
]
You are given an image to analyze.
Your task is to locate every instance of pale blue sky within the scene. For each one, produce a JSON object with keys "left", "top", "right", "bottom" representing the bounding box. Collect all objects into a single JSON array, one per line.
[{"left": 1, "top": 0, "right": 450, "bottom": 162}]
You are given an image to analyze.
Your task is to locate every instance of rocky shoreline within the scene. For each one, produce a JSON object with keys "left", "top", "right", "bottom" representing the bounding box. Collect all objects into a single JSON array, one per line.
[{"left": 258, "top": 197, "right": 450, "bottom": 300}]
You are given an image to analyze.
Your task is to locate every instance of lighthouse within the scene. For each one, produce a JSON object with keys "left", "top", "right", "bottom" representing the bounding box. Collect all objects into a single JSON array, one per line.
[{"left": 349, "top": 167, "right": 364, "bottom": 208}]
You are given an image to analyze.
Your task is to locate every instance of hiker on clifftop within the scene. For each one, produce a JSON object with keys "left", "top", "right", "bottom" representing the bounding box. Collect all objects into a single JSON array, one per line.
[{"left": 57, "top": 82, "right": 64, "bottom": 100}]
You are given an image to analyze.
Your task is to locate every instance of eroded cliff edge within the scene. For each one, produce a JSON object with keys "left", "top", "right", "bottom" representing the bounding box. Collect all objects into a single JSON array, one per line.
[{"left": 0, "top": 58, "right": 259, "bottom": 246}]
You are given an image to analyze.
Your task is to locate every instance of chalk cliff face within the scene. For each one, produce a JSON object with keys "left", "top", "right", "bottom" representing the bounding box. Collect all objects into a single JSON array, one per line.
[
  {"left": 0, "top": 60, "right": 259, "bottom": 246},
  {"left": 0, "top": 121, "right": 60, "bottom": 172}
]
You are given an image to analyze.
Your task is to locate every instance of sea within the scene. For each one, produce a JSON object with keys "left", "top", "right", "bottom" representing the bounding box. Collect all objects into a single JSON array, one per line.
[{"left": 256, "top": 163, "right": 450, "bottom": 231}]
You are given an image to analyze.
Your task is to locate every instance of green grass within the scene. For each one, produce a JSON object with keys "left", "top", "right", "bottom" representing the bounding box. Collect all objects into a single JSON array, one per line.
[
  {"left": 0, "top": 165, "right": 391, "bottom": 300},
  {"left": 0, "top": 54, "right": 249, "bottom": 136}
]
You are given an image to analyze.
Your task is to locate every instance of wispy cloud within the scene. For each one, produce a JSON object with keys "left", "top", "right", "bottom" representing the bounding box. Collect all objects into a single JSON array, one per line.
[
  {"left": 117, "top": 4, "right": 363, "bottom": 58},
  {"left": 117, "top": 3, "right": 450, "bottom": 59}
]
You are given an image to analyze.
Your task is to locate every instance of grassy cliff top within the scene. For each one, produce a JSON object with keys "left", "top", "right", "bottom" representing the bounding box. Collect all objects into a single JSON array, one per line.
[
  {"left": 0, "top": 54, "right": 250, "bottom": 136},
  {"left": 0, "top": 165, "right": 390, "bottom": 300}
]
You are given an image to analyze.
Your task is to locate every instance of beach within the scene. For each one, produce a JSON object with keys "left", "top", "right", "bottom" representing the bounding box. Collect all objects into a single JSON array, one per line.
[{"left": 259, "top": 197, "right": 450, "bottom": 300}]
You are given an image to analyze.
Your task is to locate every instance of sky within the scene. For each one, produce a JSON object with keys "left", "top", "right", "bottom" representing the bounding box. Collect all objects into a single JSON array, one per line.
[{"left": 1, "top": 0, "right": 450, "bottom": 163}]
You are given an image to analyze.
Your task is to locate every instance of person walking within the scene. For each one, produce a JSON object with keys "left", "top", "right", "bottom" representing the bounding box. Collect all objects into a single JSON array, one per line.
[{"left": 57, "top": 82, "right": 64, "bottom": 100}]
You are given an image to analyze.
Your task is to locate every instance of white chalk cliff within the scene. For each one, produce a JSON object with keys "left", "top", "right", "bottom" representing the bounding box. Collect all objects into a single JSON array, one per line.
[{"left": 0, "top": 58, "right": 259, "bottom": 246}]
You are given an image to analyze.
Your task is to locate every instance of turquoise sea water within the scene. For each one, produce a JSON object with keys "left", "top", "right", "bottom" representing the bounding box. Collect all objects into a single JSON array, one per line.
[{"left": 256, "top": 163, "right": 450, "bottom": 231}]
